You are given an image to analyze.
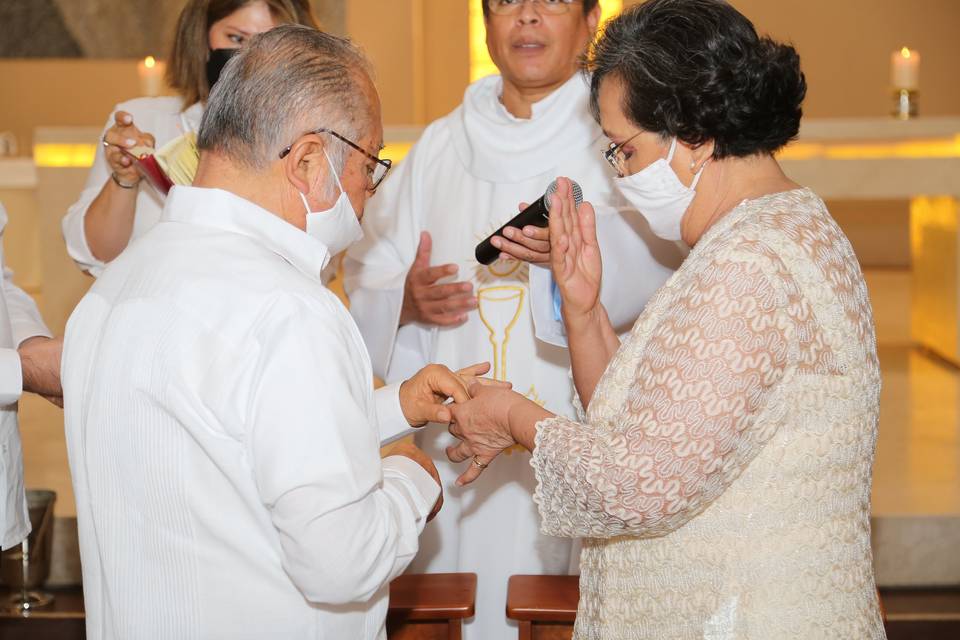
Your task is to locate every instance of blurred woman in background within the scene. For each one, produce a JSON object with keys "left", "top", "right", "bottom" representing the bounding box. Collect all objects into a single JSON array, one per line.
[{"left": 62, "top": 0, "right": 318, "bottom": 276}]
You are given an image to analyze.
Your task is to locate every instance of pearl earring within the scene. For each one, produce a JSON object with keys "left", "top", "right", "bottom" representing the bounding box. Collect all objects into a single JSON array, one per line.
[{"left": 690, "top": 160, "right": 697, "bottom": 172}]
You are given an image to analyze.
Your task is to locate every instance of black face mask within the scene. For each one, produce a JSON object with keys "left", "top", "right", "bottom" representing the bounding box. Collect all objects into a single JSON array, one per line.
[{"left": 206, "top": 48, "right": 238, "bottom": 91}]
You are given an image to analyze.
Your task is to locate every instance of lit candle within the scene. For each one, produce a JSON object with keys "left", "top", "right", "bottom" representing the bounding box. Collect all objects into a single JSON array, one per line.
[
  {"left": 137, "top": 56, "right": 167, "bottom": 97},
  {"left": 890, "top": 47, "right": 920, "bottom": 91}
]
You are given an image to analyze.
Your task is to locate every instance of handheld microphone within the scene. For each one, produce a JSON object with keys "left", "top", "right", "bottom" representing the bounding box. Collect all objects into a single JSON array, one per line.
[{"left": 474, "top": 179, "right": 583, "bottom": 265}]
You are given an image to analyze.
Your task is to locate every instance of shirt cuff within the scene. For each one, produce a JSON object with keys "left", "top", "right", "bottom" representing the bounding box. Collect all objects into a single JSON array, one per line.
[
  {"left": 0, "top": 348, "right": 23, "bottom": 406},
  {"left": 381, "top": 454, "right": 441, "bottom": 518},
  {"left": 375, "top": 382, "right": 416, "bottom": 445}
]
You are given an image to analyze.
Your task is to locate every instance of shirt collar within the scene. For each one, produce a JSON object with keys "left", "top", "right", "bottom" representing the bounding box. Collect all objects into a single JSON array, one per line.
[{"left": 161, "top": 186, "right": 330, "bottom": 281}]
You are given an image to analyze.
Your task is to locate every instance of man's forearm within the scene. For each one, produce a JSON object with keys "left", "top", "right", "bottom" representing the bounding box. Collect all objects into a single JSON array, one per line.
[{"left": 19, "top": 336, "right": 62, "bottom": 398}]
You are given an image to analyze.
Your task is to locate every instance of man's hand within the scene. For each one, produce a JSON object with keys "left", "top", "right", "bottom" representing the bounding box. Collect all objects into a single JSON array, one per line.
[
  {"left": 399, "top": 362, "right": 510, "bottom": 428},
  {"left": 386, "top": 441, "right": 443, "bottom": 522},
  {"left": 399, "top": 232, "right": 476, "bottom": 327},
  {"left": 19, "top": 336, "right": 63, "bottom": 407},
  {"left": 399, "top": 363, "right": 471, "bottom": 427},
  {"left": 489, "top": 202, "right": 551, "bottom": 265}
]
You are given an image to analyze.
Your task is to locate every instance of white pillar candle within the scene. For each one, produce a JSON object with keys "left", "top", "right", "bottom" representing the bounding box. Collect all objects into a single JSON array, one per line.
[
  {"left": 137, "top": 56, "right": 167, "bottom": 97},
  {"left": 890, "top": 47, "right": 920, "bottom": 91}
]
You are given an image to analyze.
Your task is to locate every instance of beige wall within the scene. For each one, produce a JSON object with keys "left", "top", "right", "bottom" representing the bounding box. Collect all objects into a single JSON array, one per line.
[
  {"left": 624, "top": 0, "right": 960, "bottom": 118},
  {"left": 347, "top": 0, "right": 469, "bottom": 125},
  {"left": 0, "top": 59, "right": 145, "bottom": 153},
  {"left": 2, "top": 0, "right": 959, "bottom": 149}
]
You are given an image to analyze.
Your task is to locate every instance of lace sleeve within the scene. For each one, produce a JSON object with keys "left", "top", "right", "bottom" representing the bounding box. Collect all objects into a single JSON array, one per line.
[{"left": 531, "top": 248, "right": 795, "bottom": 539}]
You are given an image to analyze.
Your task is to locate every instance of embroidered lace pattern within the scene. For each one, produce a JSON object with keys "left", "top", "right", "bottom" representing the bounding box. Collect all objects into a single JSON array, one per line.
[{"left": 531, "top": 189, "right": 885, "bottom": 639}]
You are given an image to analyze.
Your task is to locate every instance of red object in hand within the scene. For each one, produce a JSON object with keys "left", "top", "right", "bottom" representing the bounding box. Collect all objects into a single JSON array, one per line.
[{"left": 123, "top": 149, "right": 174, "bottom": 195}]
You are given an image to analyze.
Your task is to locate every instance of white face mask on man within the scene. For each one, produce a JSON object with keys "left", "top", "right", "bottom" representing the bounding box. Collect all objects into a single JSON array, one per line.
[
  {"left": 613, "top": 137, "right": 708, "bottom": 242},
  {"left": 299, "top": 149, "right": 364, "bottom": 263}
]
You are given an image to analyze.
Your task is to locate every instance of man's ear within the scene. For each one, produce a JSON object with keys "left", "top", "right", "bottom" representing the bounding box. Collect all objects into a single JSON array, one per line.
[{"left": 282, "top": 136, "right": 328, "bottom": 198}]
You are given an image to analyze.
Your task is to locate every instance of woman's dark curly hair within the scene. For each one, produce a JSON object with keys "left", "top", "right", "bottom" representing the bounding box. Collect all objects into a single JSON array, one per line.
[{"left": 587, "top": 0, "right": 806, "bottom": 159}]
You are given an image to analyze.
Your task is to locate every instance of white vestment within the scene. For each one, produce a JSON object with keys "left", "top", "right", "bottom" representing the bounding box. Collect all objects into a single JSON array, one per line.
[
  {"left": 62, "top": 97, "right": 203, "bottom": 276},
  {"left": 62, "top": 186, "right": 439, "bottom": 640},
  {"left": 0, "top": 203, "right": 52, "bottom": 549},
  {"left": 344, "top": 74, "right": 682, "bottom": 638}
]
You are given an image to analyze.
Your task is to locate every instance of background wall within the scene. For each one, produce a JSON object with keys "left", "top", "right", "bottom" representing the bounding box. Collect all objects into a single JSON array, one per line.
[
  {"left": 720, "top": 0, "right": 960, "bottom": 119},
  {"left": 2, "top": 0, "right": 959, "bottom": 152}
]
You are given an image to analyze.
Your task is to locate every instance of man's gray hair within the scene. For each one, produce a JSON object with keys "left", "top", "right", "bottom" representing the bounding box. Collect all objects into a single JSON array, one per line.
[{"left": 198, "top": 25, "right": 372, "bottom": 192}]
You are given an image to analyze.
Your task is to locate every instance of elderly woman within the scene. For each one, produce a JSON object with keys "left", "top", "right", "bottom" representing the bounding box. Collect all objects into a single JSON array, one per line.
[
  {"left": 62, "top": 0, "right": 318, "bottom": 276},
  {"left": 447, "top": 0, "right": 885, "bottom": 637}
]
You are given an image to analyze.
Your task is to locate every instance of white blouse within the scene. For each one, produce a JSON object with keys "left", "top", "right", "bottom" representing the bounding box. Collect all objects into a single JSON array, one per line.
[{"left": 61, "top": 96, "right": 203, "bottom": 276}]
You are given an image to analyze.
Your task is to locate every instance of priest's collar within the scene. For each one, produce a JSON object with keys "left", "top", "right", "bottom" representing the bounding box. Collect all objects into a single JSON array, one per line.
[
  {"left": 161, "top": 186, "right": 331, "bottom": 280},
  {"left": 449, "top": 72, "right": 603, "bottom": 184}
]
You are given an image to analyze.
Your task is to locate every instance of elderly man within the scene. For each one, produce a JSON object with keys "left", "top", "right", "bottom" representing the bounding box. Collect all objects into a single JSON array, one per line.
[
  {"left": 343, "top": 0, "right": 683, "bottom": 636},
  {"left": 62, "top": 26, "right": 474, "bottom": 640},
  {"left": 1, "top": 202, "right": 61, "bottom": 552}
]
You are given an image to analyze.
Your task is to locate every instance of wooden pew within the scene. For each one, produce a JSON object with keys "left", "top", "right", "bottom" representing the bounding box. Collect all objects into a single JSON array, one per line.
[
  {"left": 387, "top": 573, "right": 477, "bottom": 640},
  {"left": 506, "top": 575, "right": 578, "bottom": 640}
]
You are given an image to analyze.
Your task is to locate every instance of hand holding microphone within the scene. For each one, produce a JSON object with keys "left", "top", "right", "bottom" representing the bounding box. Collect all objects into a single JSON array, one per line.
[{"left": 475, "top": 179, "right": 584, "bottom": 265}]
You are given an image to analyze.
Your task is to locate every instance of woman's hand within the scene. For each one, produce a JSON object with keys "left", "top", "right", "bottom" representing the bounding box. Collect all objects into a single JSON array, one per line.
[
  {"left": 548, "top": 177, "right": 603, "bottom": 323},
  {"left": 446, "top": 383, "right": 552, "bottom": 486},
  {"left": 101, "top": 111, "right": 156, "bottom": 186}
]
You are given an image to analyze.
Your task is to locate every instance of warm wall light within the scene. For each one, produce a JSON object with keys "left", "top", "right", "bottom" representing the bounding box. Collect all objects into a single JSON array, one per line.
[
  {"left": 469, "top": 0, "right": 623, "bottom": 82},
  {"left": 34, "top": 143, "right": 97, "bottom": 168}
]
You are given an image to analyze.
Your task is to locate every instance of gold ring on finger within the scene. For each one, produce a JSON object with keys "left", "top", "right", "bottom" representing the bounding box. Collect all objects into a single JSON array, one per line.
[{"left": 472, "top": 456, "right": 488, "bottom": 469}]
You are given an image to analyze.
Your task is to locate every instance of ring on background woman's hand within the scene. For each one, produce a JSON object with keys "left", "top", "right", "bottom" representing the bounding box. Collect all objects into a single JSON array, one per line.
[{"left": 472, "top": 456, "right": 488, "bottom": 469}]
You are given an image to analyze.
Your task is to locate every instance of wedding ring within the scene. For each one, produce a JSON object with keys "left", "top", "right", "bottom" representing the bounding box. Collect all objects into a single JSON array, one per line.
[{"left": 472, "top": 456, "right": 488, "bottom": 469}]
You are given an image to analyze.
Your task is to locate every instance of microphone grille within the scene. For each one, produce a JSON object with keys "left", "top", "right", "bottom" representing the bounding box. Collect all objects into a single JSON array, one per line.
[{"left": 544, "top": 179, "right": 583, "bottom": 208}]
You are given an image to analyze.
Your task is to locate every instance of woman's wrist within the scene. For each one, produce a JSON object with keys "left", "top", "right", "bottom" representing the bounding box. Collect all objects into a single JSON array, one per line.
[
  {"left": 110, "top": 171, "right": 141, "bottom": 190},
  {"left": 506, "top": 394, "right": 554, "bottom": 452},
  {"left": 562, "top": 303, "right": 609, "bottom": 335}
]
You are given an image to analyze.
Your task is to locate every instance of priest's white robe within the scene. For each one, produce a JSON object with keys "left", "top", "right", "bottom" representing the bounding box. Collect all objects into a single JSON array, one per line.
[
  {"left": 62, "top": 186, "right": 440, "bottom": 640},
  {"left": 344, "top": 74, "right": 683, "bottom": 638}
]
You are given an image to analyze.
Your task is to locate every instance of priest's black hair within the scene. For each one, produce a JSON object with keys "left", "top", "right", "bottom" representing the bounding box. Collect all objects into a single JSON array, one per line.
[{"left": 587, "top": 0, "right": 806, "bottom": 159}]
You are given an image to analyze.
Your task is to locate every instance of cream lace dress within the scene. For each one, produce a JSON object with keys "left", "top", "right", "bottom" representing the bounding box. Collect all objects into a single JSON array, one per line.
[{"left": 531, "top": 189, "right": 885, "bottom": 639}]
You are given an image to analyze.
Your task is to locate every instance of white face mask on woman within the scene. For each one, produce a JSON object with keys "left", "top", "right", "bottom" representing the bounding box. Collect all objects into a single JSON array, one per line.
[
  {"left": 299, "top": 149, "right": 364, "bottom": 262},
  {"left": 613, "top": 137, "right": 707, "bottom": 242}
]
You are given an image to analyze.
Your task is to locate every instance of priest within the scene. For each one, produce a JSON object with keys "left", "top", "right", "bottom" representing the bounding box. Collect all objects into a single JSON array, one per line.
[
  {"left": 343, "top": 1, "right": 683, "bottom": 636},
  {"left": 62, "top": 27, "right": 477, "bottom": 640}
]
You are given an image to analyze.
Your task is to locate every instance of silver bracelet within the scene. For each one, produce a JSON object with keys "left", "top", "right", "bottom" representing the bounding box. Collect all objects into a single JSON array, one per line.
[{"left": 110, "top": 171, "right": 139, "bottom": 189}]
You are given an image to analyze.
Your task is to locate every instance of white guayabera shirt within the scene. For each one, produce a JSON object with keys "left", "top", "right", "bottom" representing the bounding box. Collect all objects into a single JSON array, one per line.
[
  {"left": 0, "top": 203, "right": 52, "bottom": 550},
  {"left": 344, "top": 73, "right": 684, "bottom": 639},
  {"left": 62, "top": 186, "right": 439, "bottom": 640}
]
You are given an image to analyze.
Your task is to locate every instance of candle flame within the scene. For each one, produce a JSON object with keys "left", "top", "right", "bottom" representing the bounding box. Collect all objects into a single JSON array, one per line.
[
  {"left": 144, "top": 56, "right": 156, "bottom": 68},
  {"left": 900, "top": 47, "right": 911, "bottom": 59}
]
